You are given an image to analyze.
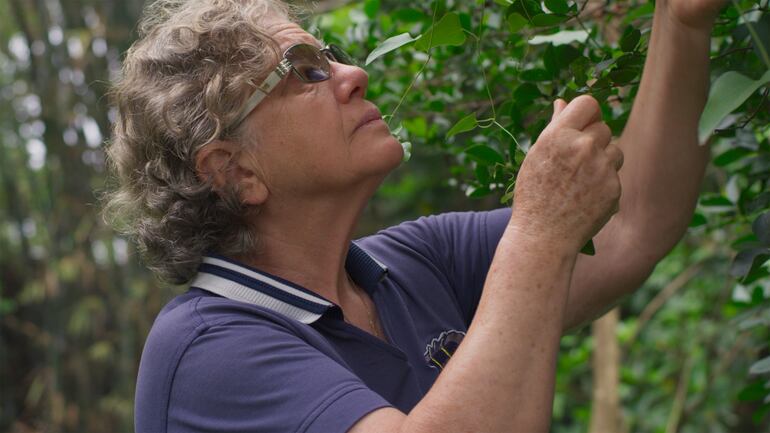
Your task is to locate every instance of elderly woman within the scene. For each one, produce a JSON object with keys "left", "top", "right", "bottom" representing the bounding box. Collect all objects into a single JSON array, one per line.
[{"left": 106, "top": 0, "right": 724, "bottom": 431}]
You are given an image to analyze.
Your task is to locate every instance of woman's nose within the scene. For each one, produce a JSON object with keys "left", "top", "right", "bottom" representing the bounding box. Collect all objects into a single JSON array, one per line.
[{"left": 332, "top": 62, "right": 368, "bottom": 103}]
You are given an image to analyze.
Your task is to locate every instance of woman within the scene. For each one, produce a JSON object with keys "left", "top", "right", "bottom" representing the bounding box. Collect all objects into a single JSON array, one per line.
[{"left": 105, "top": 0, "right": 724, "bottom": 431}]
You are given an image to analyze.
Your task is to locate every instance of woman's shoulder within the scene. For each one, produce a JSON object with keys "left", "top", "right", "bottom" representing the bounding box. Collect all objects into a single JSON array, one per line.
[{"left": 135, "top": 289, "right": 338, "bottom": 432}]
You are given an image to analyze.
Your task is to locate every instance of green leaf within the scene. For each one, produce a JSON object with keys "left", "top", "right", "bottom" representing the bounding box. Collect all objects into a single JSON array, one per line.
[
  {"left": 608, "top": 68, "right": 639, "bottom": 85},
  {"left": 700, "top": 195, "right": 733, "bottom": 207},
  {"left": 615, "top": 53, "right": 645, "bottom": 70},
  {"left": 738, "top": 381, "right": 769, "bottom": 402},
  {"left": 414, "top": 12, "right": 467, "bottom": 51},
  {"left": 623, "top": 2, "right": 654, "bottom": 23},
  {"left": 447, "top": 113, "right": 478, "bottom": 137},
  {"left": 393, "top": 8, "right": 426, "bottom": 22},
  {"left": 474, "top": 163, "right": 492, "bottom": 184},
  {"left": 520, "top": 68, "right": 551, "bottom": 81},
  {"left": 513, "top": 83, "right": 542, "bottom": 104},
  {"left": 365, "top": 33, "right": 419, "bottom": 65},
  {"left": 753, "top": 212, "right": 770, "bottom": 246},
  {"left": 531, "top": 13, "right": 569, "bottom": 27},
  {"left": 713, "top": 147, "right": 753, "bottom": 166},
  {"left": 730, "top": 247, "right": 770, "bottom": 278},
  {"left": 507, "top": 12, "right": 528, "bottom": 33},
  {"left": 528, "top": 29, "right": 589, "bottom": 46},
  {"left": 698, "top": 70, "right": 770, "bottom": 143},
  {"left": 751, "top": 355, "right": 770, "bottom": 375},
  {"left": 363, "top": 0, "right": 380, "bottom": 19},
  {"left": 544, "top": 0, "right": 570, "bottom": 14},
  {"left": 690, "top": 212, "right": 707, "bottom": 228},
  {"left": 466, "top": 185, "right": 493, "bottom": 198},
  {"left": 507, "top": 0, "right": 543, "bottom": 21},
  {"left": 619, "top": 26, "right": 641, "bottom": 52},
  {"left": 544, "top": 45, "right": 581, "bottom": 76},
  {"left": 581, "top": 239, "right": 595, "bottom": 255},
  {"left": 404, "top": 117, "right": 428, "bottom": 138},
  {"left": 464, "top": 144, "right": 505, "bottom": 165}
]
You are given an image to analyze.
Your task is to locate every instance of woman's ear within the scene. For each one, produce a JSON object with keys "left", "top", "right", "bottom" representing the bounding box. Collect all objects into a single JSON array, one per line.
[{"left": 195, "top": 140, "right": 269, "bottom": 206}]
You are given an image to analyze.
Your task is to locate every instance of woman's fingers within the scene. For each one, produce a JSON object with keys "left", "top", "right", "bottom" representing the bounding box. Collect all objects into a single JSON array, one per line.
[
  {"left": 604, "top": 142, "right": 624, "bottom": 171},
  {"left": 554, "top": 95, "right": 602, "bottom": 131},
  {"left": 551, "top": 99, "right": 568, "bottom": 121},
  {"left": 582, "top": 121, "right": 612, "bottom": 149}
]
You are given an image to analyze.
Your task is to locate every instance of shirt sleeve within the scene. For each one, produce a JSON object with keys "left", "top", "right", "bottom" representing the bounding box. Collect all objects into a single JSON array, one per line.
[
  {"left": 371, "top": 208, "right": 512, "bottom": 325},
  {"left": 166, "top": 314, "right": 391, "bottom": 433}
]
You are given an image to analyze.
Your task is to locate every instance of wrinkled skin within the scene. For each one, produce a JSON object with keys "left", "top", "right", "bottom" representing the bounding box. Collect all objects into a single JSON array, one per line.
[{"left": 509, "top": 95, "right": 623, "bottom": 253}]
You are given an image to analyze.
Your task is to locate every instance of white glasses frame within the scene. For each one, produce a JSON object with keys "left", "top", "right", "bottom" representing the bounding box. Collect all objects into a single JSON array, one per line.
[{"left": 228, "top": 44, "right": 352, "bottom": 131}]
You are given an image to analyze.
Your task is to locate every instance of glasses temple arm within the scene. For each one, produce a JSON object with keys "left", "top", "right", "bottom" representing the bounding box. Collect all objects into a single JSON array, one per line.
[{"left": 229, "top": 59, "right": 292, "bottom": 130}]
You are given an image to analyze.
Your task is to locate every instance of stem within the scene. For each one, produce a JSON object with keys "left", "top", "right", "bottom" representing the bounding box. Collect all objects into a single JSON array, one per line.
[
  {"left": 493, "top": 120, "right": 521, "bottom": 150},
  {"left": 474, "top": 2, "right": 496, "bottom": 119},
  {"left": 387, "top": 1, "right": 439, "bottom": 125}
]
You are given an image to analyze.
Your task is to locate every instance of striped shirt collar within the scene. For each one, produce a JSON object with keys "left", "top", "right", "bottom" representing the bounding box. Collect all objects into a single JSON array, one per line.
[{"left": 189, "top": 242, "right": 388, "bottom": 324}]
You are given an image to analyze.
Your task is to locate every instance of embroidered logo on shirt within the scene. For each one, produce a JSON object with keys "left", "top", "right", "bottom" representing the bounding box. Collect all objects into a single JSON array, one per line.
[{"left": 424, "top": 330, "right": 466, "bottom": 370}]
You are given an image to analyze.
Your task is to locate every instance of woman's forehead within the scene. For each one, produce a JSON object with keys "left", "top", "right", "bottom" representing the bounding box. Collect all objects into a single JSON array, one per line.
[{"left": 265, "top": 19, "right": 322, "bottom": 51}]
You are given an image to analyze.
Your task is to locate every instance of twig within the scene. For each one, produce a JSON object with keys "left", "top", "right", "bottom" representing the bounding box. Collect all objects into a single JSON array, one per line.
[
  {"left": 665, "top": 353, "right": 694, "bottom": 433},
  {"left": 710, "top": 46, "right": 753, "bottom": 61},
  {"left": 387, "top": 1, "right": 439, "bottom": 125},
  {"left": 714, "top": 87, "right": 770, "bottom": 134},
  {"left": 738, "top": 87, "right": 769, "bottom": 128}
]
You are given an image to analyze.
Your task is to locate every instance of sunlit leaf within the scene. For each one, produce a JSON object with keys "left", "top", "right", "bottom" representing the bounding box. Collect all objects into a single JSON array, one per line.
[
  {"left": 751, "top": 355, "right": 770, "bottom": 375},
  {"left": 528, "top": 29, "right": 589, "bottom": 46},
  {"left": 698, "top": 70, "right": 770, "bottom": 144},
  {"left": 366, "top": 32, "right": 419, "bottom": 65}
]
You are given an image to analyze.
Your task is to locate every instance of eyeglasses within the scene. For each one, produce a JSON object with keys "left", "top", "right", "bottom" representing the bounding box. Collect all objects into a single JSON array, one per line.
[{"left": 229, "top": 43, "right": 357, "bottom": 130}]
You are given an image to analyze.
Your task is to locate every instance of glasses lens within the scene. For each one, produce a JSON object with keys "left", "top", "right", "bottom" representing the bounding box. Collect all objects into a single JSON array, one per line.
[
  {"left": 285, "top": 44, "right": 330, "bottom": 82},
  {"left": 327, "top": 45, "right": 357, "bottom": 66}
]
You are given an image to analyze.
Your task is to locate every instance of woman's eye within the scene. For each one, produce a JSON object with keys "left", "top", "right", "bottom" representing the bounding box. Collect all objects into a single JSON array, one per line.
[{"left": 299, "top": 66, "right": 329, "bottom": 81}]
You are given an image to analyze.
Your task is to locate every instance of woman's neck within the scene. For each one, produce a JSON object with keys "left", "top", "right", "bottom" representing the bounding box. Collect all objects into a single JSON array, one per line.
[{"left": 237, "top": 190, "right": 370, "bottom": 306}]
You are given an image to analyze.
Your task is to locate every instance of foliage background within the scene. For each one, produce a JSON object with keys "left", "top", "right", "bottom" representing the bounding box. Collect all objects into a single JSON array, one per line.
[{"left": 0, "top": 0, "right": 768, "bottom": 431}]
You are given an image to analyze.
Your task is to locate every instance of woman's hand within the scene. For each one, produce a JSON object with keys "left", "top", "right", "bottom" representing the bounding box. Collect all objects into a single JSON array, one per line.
[
  {"left": 508, "top": 95, "right": 624, "bottom": 255},
  {"left": 662, "top": 0, "right": 727, "bottom": 31}
]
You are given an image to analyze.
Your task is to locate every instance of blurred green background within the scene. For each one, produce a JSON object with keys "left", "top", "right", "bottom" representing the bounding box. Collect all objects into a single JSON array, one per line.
[{"left": 1, "top": 0, "right": 769, "bottom": 431}]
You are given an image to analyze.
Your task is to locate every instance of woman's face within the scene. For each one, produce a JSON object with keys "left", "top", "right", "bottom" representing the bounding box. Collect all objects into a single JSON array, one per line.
[{"left": 240, "top": 18, "right": 404, "bottom": 200}]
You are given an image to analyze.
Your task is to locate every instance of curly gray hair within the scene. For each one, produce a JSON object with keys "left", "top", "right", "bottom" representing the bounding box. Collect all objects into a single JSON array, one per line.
[{"left": 103, "top": 0, "right": 298, "bottom": 283}]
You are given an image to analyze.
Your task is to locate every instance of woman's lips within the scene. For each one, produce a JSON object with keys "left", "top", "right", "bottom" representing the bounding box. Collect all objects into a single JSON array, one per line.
[{"left": 354, "top": 108, "right": 384, "bottom": 132}]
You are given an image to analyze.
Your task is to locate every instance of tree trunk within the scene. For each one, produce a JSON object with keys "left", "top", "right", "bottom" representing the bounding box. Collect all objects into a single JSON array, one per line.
[{"left": 589, "top": 307, "right": 624, "bottom": 433}]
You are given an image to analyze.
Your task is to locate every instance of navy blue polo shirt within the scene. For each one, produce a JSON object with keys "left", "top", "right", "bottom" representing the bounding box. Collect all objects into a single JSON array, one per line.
[{"left": 134, "top": 208, "right": 511, "bottom": 433}]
